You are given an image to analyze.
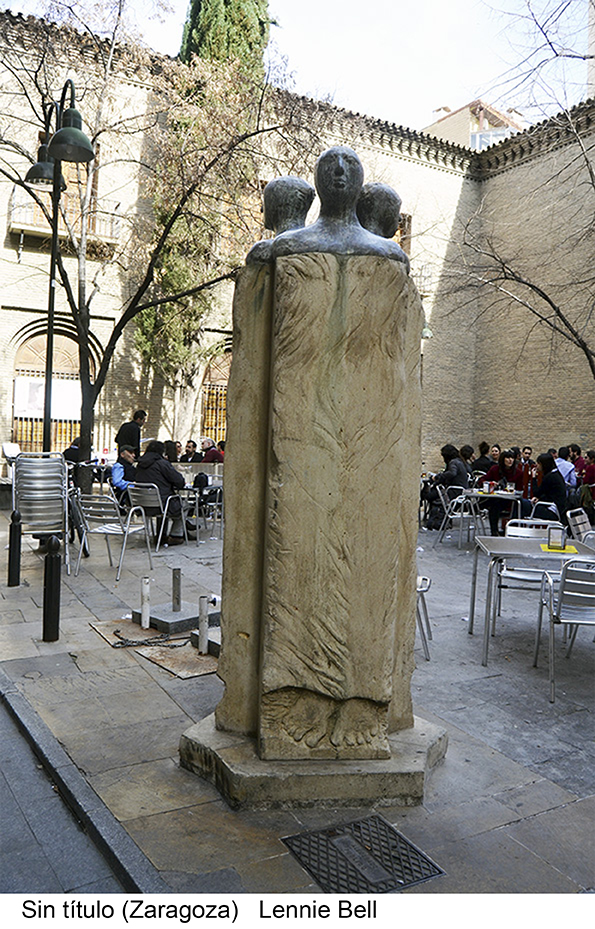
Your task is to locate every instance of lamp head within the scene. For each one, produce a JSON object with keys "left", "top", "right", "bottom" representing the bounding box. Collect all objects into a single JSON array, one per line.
[
  {"left": 47, "top": 107, "right": 94, "bottom": 163},
  {"left": 25, "top": 143, "right": 66, "bottom": 190}
]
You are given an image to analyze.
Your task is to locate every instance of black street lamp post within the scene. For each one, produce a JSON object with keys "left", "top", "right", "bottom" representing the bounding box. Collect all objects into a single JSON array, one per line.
[{"left": 25, "top": 79, "right": 94, "bottom": 452}]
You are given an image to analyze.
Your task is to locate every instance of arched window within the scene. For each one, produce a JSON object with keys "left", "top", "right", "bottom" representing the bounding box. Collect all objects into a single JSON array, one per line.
[{"left": 13, "top": 333, "right": 91, "bottom": 452}]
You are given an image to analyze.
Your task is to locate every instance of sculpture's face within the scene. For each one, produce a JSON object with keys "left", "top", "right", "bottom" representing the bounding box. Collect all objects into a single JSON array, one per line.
[{"left": 315, "top": 147, "right": 363, "bottom": 208}]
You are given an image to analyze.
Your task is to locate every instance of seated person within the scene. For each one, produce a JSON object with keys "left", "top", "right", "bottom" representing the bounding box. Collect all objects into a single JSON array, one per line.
[
  {"left": 483, "top": 449, "right": 530, "bottom": 536},
  {"left": 63, "top": 436, "right": 80, "bottom": 464},
  {"left": 484, "top": 450, "right": 523, "bottom": 490},
  {"left": 180, "top": 440, "right": 203, "bottom": 463},
  {"left": 200, "top": 437, "right": 224, "bottom": 463},
  {"left": 164, "top": 440, "right": 179, "bottom": 463},
  {"left": 111, "top": 445, "right": 136, "bottom": 503},
  {"left": 472, "top": 441, "right": 493, "bottom": 474},
  {"left": 555, "top": 447, "right": 577, "bottom": 488},
  {"left": 135, "top": 440, "right": 188, "bottom": 544},
  {"left": 433, "top": 444, "right": 469, "bottom": 491},
  {"left": 460, "top": 444, "right": 475, "bottom": 478},
  {"left": 532, "top": 452, "right": 568, "bottom": 523}
]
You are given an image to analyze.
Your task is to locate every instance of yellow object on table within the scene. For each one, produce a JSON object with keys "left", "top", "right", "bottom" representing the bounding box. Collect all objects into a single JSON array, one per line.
[{"left": 540, "top": 543, "right": 578, "bottom": 554}]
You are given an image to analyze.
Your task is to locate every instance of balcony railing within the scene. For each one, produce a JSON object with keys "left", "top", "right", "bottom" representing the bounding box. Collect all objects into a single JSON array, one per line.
[{"left": 8, "top": 185, "right": 121, "bottom": 245}]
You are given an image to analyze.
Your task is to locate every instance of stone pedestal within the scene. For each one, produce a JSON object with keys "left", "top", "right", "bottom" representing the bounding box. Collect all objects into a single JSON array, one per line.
[{"left": 180, "top": 714, "right": 447, "bottom": 810}]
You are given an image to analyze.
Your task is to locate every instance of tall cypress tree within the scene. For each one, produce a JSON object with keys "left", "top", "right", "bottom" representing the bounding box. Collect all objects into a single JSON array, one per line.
[{"left": 180, "top": 0, "right": 270, "bottom": 66}]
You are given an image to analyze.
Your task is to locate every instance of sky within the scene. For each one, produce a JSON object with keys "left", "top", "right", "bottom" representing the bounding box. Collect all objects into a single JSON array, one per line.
[{"left": 7, "top": 0, "right": 590, "bottom": 129}]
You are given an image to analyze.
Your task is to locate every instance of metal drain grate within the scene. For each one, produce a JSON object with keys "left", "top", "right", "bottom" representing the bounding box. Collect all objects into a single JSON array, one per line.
[{"left": 282, "top": 814, "right": 444, "bottom": 894}]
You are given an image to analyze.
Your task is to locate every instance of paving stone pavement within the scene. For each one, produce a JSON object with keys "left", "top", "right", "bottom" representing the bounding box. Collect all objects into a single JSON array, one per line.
[
  {"left": 0, "top": 701, "right": 124, "bottom": 893},
  {"left": 0, "top": 512, "right": 593, "bottom": 896}
]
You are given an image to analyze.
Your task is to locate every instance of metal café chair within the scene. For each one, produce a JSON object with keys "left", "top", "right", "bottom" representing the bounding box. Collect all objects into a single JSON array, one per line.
[
  {"left": 416, "top": 576, "right": 432, "bottom": 661},
  {"left": 127, "top": 483, "right": 188, "bottom": 552},
  {"left": 12, "top": 452, "right": 71, "bottom": 572},
  {"left": 74, "top": 489, "right": 153, "bottom": 581},
  {"left": 203, "top": 483, "right": 224, "bottom": 539},
  {"left": 494, "top": 518, "right": 565, "bottom": 621},
  {"left": 533, "top": 559, "right": 595, "bottom": 702},
  {"left": 566, "top": 508, "right": 595, "bottom": 548},
  {"left": 530, "top": 501, "right": 560, "bottom": 522},
  {"left": 433, "top": 484, "right": 484, "bottom": 549}
]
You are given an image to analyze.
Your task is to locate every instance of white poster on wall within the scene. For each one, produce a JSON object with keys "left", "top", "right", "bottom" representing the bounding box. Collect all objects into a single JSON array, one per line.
[{"left": 13, "top": 376, "right": 81, "bottom": 420}]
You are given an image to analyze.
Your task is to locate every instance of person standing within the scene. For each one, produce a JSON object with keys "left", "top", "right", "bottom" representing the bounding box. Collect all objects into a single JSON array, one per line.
[
  {"left": 569, "top": 444, "right": 586, "bottom": 482},
  {"left": 115, "top": 410, "right": 146, "bottom": 459},
  {"left": 554, "top": 447, "right": 577, "bottom": 488}
]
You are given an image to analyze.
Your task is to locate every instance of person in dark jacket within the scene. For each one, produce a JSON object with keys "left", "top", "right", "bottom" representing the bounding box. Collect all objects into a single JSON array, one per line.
[
  {"left": 434, "top": 444, "right": 469, "bottom": 490},
  {"left": 532, "top": 453, "right": 568, "bottom": 523},
  {"left": 115, "top": 410, "right": 146, "bottom": 459},
  {"left": 472, "top": 441, "right": 494, "bottom": 475},
  {"left": 180, "top": 440, "right": 203, "bottom": 463},
  {"left": 135, "top": 440, "right": 187, "bottom": 544}
]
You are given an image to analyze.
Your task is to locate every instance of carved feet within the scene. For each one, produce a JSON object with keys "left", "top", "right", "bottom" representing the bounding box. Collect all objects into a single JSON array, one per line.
[{"left": 259, "top": 687, "right": 390, "bottom": 760}]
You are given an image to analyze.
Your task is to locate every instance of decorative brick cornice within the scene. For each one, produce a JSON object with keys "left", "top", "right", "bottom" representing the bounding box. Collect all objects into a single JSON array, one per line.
[
  {"left": 274, "top": 90, "right": 481, "bottom": 178},
  {"left": 0, "top": 8, "right": 166, "bottom": 83},
  {"left": 274, "top": 89, "right": 595, "bottom": 181},
  {"left": 473, "top": 98, "right": 595, "bottom": 177}
]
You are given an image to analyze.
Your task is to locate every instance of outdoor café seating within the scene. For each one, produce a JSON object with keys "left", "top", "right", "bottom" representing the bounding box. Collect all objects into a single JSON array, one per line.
[
  {"left": 416, "top": 575, "right": 432, "bottom": 661},
  {"left": 433, "top": 484, "right": 486, "bottom": 549},
  {"left": 495, "top": 518, "right": 565, "bottom": 618},
  {"left": 127, "top": 482, "right": 189, "bottom": 552},
  {"left": 74, "top": 490, "right": 153, "bottom": 581},
  {"left": 566, "top": 508, "right": 595, "bottom": 548},
  {"left": 533, "top": 559, "right": 595, "bottom": 702},
  {"left": 12, "top": 451, "right": 71, "bottom": 572}
]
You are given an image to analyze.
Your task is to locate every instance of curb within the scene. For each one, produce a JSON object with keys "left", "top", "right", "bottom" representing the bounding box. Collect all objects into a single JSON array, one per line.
[{"left": 0, "top": 667, "right": 169, "bottom": 894}]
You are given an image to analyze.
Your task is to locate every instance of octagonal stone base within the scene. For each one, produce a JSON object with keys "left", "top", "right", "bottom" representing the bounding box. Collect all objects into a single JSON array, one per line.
[{"left": 179, "top": 714, "right": 447, "bottom": 810}]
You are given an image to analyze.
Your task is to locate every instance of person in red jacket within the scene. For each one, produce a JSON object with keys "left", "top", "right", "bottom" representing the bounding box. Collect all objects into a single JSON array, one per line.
[
  {"left": 200, "top": 437, "right": 224, "bottom": 463},
  {"left": 483, "top": 449, "right": 530, "bottom": 535}
]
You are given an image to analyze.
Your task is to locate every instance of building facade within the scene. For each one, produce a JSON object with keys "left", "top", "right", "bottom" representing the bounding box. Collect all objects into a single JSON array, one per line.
[{"left": 0, "top": 10, "right": 593, "bottom": 472}]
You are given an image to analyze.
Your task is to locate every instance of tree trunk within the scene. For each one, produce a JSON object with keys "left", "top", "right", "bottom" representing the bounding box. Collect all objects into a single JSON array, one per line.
[{"left": 77, "top": 379, "right": 96, "bottom": 494}]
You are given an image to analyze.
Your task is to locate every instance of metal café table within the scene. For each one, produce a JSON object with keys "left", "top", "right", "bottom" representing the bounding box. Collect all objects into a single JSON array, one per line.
[
  {"left": 181, "top": 476, "right": 224, "bottom": 545},
  {"left": 468, "top": 534, "right": 595, "bottom": 666},
  {"left": 464, "top": 488, "right": 524, "bottom": 521}
]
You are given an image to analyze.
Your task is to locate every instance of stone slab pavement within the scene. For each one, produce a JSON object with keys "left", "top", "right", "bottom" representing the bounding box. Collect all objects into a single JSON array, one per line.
[{"left": 0, "top": 512, "right": 593, "bottom": 896}]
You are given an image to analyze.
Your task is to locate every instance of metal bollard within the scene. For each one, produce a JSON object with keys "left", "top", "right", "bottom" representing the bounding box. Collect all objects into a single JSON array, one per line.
[
  {"left": 8, "top": 509, "right": 21, "bottom": 587},
  {"left": 172, "top": 568, "right": 181, "bottom": 613},
  {"left": 198, "top": 596, "right": 209, "bottom": 654},
  {"left": 42, "top": 536, "right": 61, "bottom": 642},
  {"left": 140, "top": 576, "right": 150, "bottom": 629}
]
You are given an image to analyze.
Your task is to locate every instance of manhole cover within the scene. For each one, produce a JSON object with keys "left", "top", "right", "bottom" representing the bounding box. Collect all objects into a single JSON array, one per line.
[{"left": 282, "top": 814, "right": 443, "bottom": 894}]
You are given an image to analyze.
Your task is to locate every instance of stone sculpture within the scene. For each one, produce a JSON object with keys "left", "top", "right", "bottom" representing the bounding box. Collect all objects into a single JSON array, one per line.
[
  {"left": 246, "top": 174, "right": 315, "bottom": 264},
  {"left": 246, "top": 175, "right": 315, "bottom": 264},
  {"left": 180, "top": 145, "right": 446, "bottom": 805},
  {"left": 271, "top": 146, "right": 409, "bottom": 267},
  {"left": 356, "top": 181, "right": 410, "bottom": 272}
]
